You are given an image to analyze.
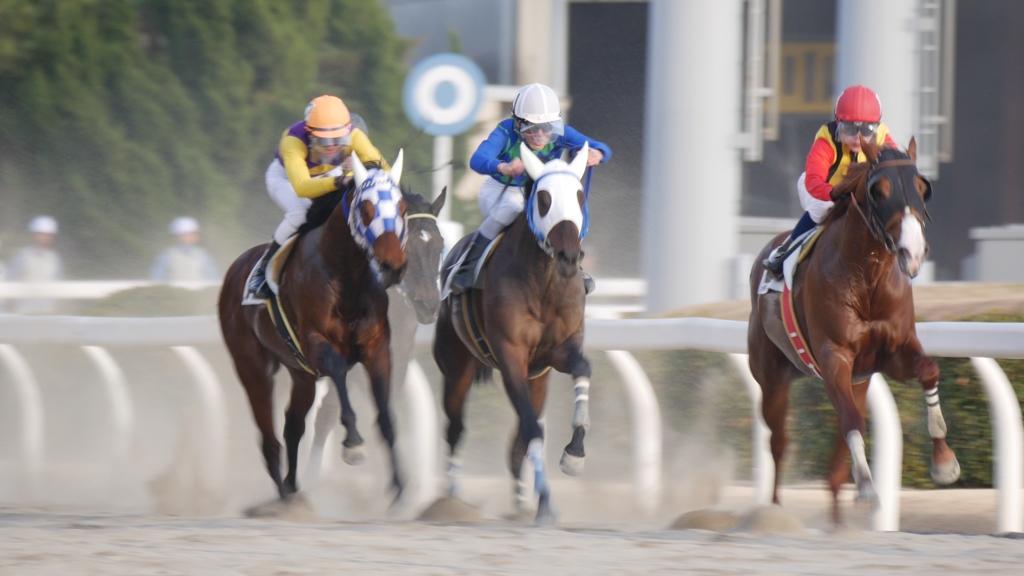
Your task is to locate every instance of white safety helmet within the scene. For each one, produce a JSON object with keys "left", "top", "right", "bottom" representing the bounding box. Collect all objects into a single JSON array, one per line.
[
  {"left": 512, "top": 83, "right": 564, "bottom": 137},
  {"left": 169, "top": 216, "right": 200, "bottom": 236},
  {"left": 28, "top": 215, "right": 58, "bottom": 235}
]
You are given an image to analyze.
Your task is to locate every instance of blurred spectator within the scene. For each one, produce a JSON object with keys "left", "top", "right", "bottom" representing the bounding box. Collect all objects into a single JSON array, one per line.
[
  {"left": 150, "top": 217, "right": 219, "bottom": 282},
  {"left": 7, "top": 215, "right": 64, "bottom": 314}
]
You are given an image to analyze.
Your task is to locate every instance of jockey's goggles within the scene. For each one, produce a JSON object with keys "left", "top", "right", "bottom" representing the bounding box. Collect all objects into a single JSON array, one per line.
[
  {"left": 309, "top": 127, "right": 352, "bottom": 148},
  {"left": 517, "top": 118, "right": 564, "bottom": 137},
  {"left": 839, "top": 121, "right": 878, "bottom": 139}
]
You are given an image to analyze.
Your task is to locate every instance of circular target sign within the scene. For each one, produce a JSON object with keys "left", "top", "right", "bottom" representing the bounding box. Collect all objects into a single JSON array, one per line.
[{"left": 403, "top": 53, "right": 485, "bottom": 136}]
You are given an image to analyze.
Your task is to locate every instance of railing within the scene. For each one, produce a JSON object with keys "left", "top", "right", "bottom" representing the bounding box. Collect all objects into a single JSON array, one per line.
[{"left": 2, "top": 313, "right": 1022, "bottom": 532}]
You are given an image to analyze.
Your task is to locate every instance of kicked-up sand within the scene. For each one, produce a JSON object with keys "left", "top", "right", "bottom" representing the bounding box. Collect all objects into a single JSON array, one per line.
[{"left": 2, "top": 480, "right": 1023, "bottom": 575}]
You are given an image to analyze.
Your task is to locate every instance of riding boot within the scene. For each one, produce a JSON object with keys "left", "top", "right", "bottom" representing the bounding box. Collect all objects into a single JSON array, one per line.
[
  {"left": 450, "top": 233, "right": 490, "bottom": 295},
  {"left": 762, "top": 236, "right": 794, "bottom": 279},
  {"left": 249, "top": 240, "right": 281, "bottom": 299},
  {"left": 581, "top": 271, "right": 596, "bottom": 295}
]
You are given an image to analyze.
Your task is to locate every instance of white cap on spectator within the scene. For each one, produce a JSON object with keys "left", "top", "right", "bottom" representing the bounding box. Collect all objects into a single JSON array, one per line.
[
  {"left": 29, "top": 215, "right": 58, "bottom": 234},
  {"left": 169, "top": 216, "right": 200, "bottom": 236}
]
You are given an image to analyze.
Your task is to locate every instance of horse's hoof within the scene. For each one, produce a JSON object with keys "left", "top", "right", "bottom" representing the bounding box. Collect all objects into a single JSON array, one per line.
[
  {"left": 535, "top": 498, "right": 557, "bottom": 526},
  {"left": 855, "top": 485, "right": 879, "bottom": 508},
  {"left": 342, "top": 444, "right": 366, "bottom": 466},
  {"left": 931, "top": 456, "right": 961, "bottom": 486},
  {"left": 559, "top": 451, "right": 584, "bottom": 476}
]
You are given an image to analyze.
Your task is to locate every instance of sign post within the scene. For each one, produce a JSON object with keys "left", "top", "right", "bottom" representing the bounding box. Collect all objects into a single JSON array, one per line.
[{"left": 403, "top": 54, "right": 485, "bottom": 241}]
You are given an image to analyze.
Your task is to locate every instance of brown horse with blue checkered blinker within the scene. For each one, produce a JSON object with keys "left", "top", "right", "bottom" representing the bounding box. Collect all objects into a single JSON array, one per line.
[
  {"left": 746, "top": 137, "right": 959, "bottom": 525},
  {"left": 218, "top": 151, "right": 410, "bottom": 503}
]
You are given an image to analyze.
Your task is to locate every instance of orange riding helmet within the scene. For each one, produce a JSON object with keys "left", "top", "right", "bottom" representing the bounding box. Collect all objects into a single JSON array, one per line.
[
  {"left": 834, "top": 85, "right": 882, "bottom": 123},
  {"left": 303, "top": 95, "right": 353, "bottom": 138}
]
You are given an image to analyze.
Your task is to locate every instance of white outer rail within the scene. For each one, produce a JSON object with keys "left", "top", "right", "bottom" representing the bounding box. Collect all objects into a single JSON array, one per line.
[
  {"left": 2, "top": 315, "right": 1022, "bottom": 532},
  {"left": 0, "top": 344, "right": 43, "bottom": 500}
]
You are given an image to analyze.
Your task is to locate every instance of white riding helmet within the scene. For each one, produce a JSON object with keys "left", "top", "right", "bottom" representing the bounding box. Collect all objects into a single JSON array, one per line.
[
  {"left": 512, "top": 83, "right": 565, "bottom": 136},
  {"left": 169, "top": 216, "right": 200, "bottom": 236},
  {"left": 28, "top": 215, "right": 58, "bottom": 234}
]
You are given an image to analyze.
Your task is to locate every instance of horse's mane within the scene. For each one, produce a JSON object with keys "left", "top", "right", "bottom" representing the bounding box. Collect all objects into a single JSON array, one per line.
[{"left": 296, "top": 162, "right": 382, "bottom": 235}]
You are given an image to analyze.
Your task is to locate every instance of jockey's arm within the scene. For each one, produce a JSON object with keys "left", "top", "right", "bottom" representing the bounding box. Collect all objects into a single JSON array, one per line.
[
  {"left": 280, "top": 136, "right": 339, "bottom": 199},
  {"left": 347, "top": 128, "right": 390, "bottom": 172},
  {"left": 562, "top": 126, "right": 612, "bottom": 165},
  {"left": 470, "top": 123, "right": 513, "bottom": 176},
  {"left": 803, "top": 137, "right": 837, "bottom": 202}
]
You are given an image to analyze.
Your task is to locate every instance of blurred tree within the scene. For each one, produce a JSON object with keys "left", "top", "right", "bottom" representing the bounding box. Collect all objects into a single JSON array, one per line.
[{"left": 0, "top": 0, "right": 427, "bottom": 277}]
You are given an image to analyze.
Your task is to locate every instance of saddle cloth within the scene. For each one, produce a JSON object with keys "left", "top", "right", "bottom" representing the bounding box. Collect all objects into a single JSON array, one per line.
[
  {"left": 758, "top": 226, "right": 826, "bottom": 379},
  {"left": 241, "top": 235, "right": 301, "bottom": 306}
]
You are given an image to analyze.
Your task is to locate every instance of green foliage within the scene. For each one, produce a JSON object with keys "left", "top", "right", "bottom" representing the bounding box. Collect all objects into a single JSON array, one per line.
[
  {"left": 77, "top": 285, "right": 219, "bottom": 317},
  {"left": 0, "top": 0, "right": 428, "bottom": 277}
]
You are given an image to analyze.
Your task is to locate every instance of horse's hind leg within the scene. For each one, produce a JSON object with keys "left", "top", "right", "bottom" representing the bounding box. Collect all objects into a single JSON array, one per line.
[
  {"left": 748, "top": 342, "right": 796, "bottom": 505},
  {"left": 882, "top": 337, "right": 960, "bottom": 485},
  {"left": 307, "top": 335, "right": 364, "bottom": 465},
  {"left": 826, "top": 379, "right": 868, "bottom": 525},
  {"left": 549, "top": 334, "right": 590, "bottom": 477},
  {"left": 434, "top": 311, "right": 479, "bottom": 497},
  {"left": 231, "top": 349, "right": 286, "bottom": 497},
  {"left": 281, "top": 368, "right": 318, "bottom": 495},
  {"left": 360, "top": 335, "right": 404, "bottom": 499}
]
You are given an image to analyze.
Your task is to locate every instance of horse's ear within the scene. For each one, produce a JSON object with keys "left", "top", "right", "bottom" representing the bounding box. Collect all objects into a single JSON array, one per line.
[
  {"left": 861, "top": 136, "right": 879, "bottom": 164},
  {"left": 520, "top": 142, "right": 546, "bottom": 180},
  {"left": 430, "top": 187, "right": 447, "bottom": 216},
  {"left": 351, "top": 152, "right": 369, "bottom": 188},
  {"left": 907, "top": 137, "right": 917, "bottom": 161},
  {"left": 569, "top": 141, "right": 589, "bottom": 180},
  {"left": 390, "top": 149, "right": 404, "bottom": 185}
]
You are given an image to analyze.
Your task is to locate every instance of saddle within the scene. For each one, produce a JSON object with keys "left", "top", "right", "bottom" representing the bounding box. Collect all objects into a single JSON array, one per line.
[{"left": 444, "top": 232, "right": 551, "bottom": 380}]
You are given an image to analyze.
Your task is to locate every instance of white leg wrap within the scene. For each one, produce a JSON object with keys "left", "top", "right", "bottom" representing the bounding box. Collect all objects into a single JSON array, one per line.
[
  {"left": 846, "top": 430, "right": 873, "bottom": 486},
  {"left": 446, "top": 456, "right": 462, "bottom": 497},
  {"left": 527, "top": 438, "right": 548, "bottom": 496},
  {"left": 925, "top": 388, "right": 947, "bottom": 439},
  {"left": 572, "top": 377, "right": 591, "bottom": 430}
]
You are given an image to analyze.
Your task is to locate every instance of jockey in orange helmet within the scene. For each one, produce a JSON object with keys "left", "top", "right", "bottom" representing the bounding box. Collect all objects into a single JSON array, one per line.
[
  {"left": 248, "top": 96, "right": 390, "bottom": 299},
  {"left": 763, "top": 85, "right": 899, "bottom": 278}
]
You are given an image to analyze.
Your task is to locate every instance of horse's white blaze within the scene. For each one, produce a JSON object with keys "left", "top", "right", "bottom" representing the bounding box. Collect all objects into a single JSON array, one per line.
[
  {"left": 419, "top": 230, "right": 431, "bottom": 243},
  {"left": 899, "top": 207, "right": 926, "bottom": 276}
]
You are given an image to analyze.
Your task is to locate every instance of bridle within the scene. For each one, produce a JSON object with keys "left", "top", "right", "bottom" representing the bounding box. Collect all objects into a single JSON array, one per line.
[{"left": 849, "top": 157, "right": 930, "bottom": 258}]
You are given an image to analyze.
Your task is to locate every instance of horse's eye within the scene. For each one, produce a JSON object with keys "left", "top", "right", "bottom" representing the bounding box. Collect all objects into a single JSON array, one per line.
[
  {"left": 360, "top": 199, "right": 375, "bottom": 227},
  {"left": 537, "top": 190, "right": 552, "bottom": 217},
  {"left": 872, "top": 176, "right": 892, "bottom": 201},
  {"left": 577, "top": 189, "right": 585, "bottom": 207},
  {"left": 398, "top": 199, "right": 407, "bottom": 216}
]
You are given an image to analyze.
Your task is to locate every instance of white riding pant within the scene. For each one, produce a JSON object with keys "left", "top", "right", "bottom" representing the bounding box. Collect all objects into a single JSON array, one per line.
[
  {"left": 797, "top": 172, "right": 835, "bottom": 224},
  {"left": 477, "top": 177, "right": 525, "bottom": 239},
  {"left": 265, "top": 160, "right": 343, "bottom": 245}
]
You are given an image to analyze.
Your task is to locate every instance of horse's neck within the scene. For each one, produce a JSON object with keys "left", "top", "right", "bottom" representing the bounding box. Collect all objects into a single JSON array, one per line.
[
  {"left": 830, "top": 206, "right": 898, "bottom": 286},
  {"left": 316, "top": 200, "right": 370, "bottom": 276}
]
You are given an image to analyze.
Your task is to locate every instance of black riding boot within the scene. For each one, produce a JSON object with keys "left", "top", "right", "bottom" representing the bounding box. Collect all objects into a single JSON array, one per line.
[
  {"left": 762, "top": 236, "right": 794, "bottom": 279},
  {"left": 582, "top": 271, "right": 596, "bottom": 295},
  {"left": 249, "top": 240, "right": 281, "bottom": 298},
  {"left": 450, "top": 233, "right": 490, "bottom": 295}
]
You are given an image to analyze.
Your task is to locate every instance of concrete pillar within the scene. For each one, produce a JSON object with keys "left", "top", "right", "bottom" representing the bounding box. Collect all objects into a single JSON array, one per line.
[
  {"left": 516, "top": 0, "right": 568, "bottom": 94},
  {"left": 835, "top": 0, "right": 918, "bottom": 146},
  {"left": 641, "top": 0, "right": 744, "bottom": 312}
]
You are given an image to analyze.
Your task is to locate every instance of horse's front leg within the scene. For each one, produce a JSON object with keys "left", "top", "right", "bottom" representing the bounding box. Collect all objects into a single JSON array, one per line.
[
  {"left": 308, "top": 334, "right": 364, "bottom": 465},
  {"left": 819, "top": 343, "right": 877, "bottom": 507},
  {"left": 882, "top": 336, "right": 960, "bottom": 485},
  {"left": 361, "top": 334, "right": 404, "bottom": 499},
  {"left": 495, "top": 341, "right": 554, "bottom": 524},
  {"left": 549, "top": 332, "right": 591, "bottom": 476}
]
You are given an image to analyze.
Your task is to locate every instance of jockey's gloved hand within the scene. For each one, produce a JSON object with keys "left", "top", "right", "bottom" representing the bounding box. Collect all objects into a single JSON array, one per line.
[{"left": 335, "top": 175, "right": 352, "bottom": 190}]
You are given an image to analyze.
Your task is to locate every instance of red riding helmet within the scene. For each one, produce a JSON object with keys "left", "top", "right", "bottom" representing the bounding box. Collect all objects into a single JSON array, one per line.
[{"left": 834, "top": 85, "right": 882, "bottom": 123}]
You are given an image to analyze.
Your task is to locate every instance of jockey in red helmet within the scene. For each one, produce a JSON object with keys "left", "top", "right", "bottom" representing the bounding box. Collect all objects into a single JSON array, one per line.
[{"left": 764, "top": 85, "right": 899, "bottom": 278}]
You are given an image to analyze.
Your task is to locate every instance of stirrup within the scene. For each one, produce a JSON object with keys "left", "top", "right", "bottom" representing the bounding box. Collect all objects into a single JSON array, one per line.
[{"left": 582, "top": 272, "right": 595, "bottom": 295}]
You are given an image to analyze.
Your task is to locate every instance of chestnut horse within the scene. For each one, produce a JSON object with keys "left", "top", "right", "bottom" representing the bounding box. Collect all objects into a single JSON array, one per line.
[
  {"left": 435, "top": 142, "right": 594, "bottom": 524},
  {"left": 747, "top": 138, "right": 960, "bottom": 524},
  {"left": 219, "top": 152, "right": 409, "bottom": 501}
]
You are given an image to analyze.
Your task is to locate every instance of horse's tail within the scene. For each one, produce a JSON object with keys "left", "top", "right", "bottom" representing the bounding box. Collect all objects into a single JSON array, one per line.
[{"left": 473, "top": 365, "right": 494, "bottom": 385}]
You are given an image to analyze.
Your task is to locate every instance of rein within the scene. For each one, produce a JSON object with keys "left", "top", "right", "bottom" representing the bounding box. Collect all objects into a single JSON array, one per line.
[{"left": 850, "top": 158, "right": 923, "bottom": 256}]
